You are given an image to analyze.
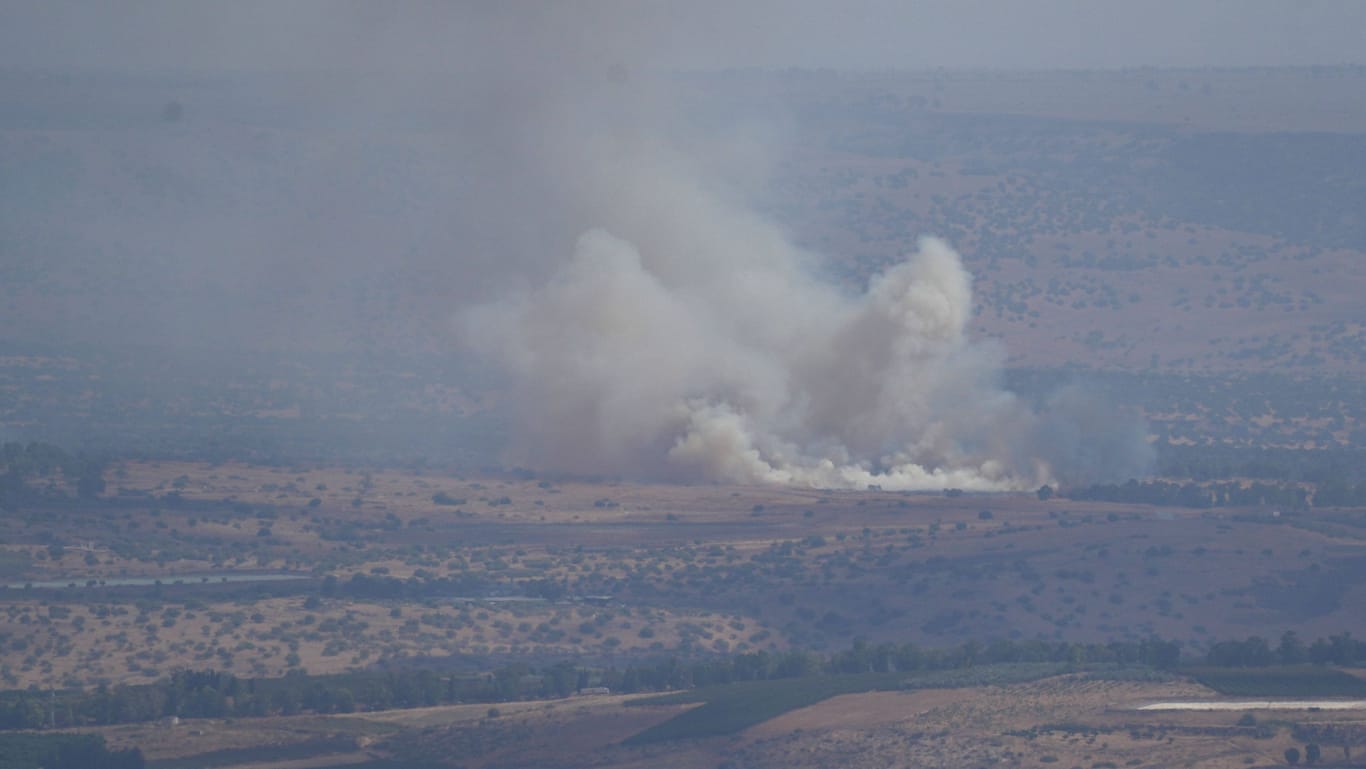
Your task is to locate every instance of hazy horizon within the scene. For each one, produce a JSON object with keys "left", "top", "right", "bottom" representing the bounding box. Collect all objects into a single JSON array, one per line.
[
  {"left": 2, "top": 1, "right": 1364, "bottom": 76},
  {"left": 1, "top": 2, "right": 1358, "bottom": 486}
]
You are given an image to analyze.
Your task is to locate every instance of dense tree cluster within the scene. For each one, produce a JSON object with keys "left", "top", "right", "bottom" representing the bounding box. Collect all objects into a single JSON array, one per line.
[
  {"left": 0, "top": 630, "right": 1360, "bottom": 731},
  {"left": 0, "top": 635, "right": 1180, "bottom": 730},
  {"left": 1311, "top": 478, "right": 1366, "bottom": 508},
  {"left": 1157, "top": 444, "right": 1366, "bottom": 486},
  {"left": 1206, "top": 632, "right": 1366, "bottom": 667},
  {"left": 1065, "top": 475, "right": 1366, "bottom": 508},
  {"left": 323, "top": 572, "right": 493, "bottom": 601},
  {"left": 0, "top": 733, "right": 142, "bottom": 769},
  {"left": 0, "top": 441, "right": 106, "bottom": 510},
  {"left": 1064, "top": 479, "right": 1311, "bottom": 509}
]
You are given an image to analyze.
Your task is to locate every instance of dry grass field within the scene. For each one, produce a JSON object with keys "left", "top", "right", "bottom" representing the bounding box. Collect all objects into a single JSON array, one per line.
[
  {"left": 3, "top": 460, "right": 1365, "bottom": 693},
  {"left": 80, "top": 672, "right": 1366, "bottom": 769}
]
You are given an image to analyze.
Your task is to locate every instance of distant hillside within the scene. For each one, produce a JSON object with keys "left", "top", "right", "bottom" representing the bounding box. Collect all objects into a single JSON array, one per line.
[
  {"left": 743, "top": 67, "right": 1366, "bottom": 374},
  {"left": 3, "top": 67, "right": 1364, "bottom": 374}
]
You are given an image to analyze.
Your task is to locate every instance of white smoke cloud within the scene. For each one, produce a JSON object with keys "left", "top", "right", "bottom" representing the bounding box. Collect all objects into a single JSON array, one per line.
[
  {"left": 0, "top": 2, "right": 1155, "bottom": 483},
  {"left": 460, "top": 138, "right": 1151, "bottom": 490},
  {"left": 434, "top": 4, "right": 1154, "bottom": 491}
]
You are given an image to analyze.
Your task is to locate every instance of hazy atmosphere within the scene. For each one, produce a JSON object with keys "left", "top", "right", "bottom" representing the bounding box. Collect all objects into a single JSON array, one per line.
[
  {"left": 4, "top": 1, "right": 1365, "bottom": 72},
  {"left": 3, "top": 4, "right": 1366, "bottom": 768},
  {"left": 9, "top": 2, "right": 1315, "bottom": 485}
]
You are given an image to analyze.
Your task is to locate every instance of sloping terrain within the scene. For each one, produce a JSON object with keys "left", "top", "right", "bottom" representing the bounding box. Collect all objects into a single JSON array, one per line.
[{"left": 3, "top": 462, "right": 1366, "bottom": 690}]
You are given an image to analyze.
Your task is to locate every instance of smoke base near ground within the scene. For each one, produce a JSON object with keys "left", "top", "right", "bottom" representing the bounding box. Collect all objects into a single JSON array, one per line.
[{"left": 463, "top": 223, "right": 1152, "bottom": 491}]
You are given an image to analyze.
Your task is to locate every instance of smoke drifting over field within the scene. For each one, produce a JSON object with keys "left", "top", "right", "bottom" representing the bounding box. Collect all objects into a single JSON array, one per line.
[
  {"left": 444, "top": 7, "right": 1153, "bottom": 490},
  {"left": 0, "top": 4, "right": 1154, "bottom": 487},
  {"left": 464, "top": 225, "right": 1151, "bottom": 491}
]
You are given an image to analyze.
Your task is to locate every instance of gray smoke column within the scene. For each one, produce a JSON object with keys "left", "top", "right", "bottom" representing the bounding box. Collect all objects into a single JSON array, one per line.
[
  {"left": 460, "top": 134, "right": 1152, "bottom": 489},
  {"left": 425, "top": 4, "right": 1154, "bottom": 490}
]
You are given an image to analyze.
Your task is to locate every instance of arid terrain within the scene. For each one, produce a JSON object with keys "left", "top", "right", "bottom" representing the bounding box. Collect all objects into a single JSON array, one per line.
[
  {"left": 3, "top": 460, "right": 1366, "bottom": 693},
  {"left": 83, "top": 672, "right": 1366, "bottom": 769},
  {"left": 3, "top": 62, "right": 1366, "bottom": 768}
]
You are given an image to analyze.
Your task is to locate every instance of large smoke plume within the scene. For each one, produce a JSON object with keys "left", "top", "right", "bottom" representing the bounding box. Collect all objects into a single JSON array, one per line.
[
  {"left": 459, "top": 56, "right": 1154, "bottom": 489},
  {"left": 0, "top": 4, "right": 1154, "bottom": 487}
]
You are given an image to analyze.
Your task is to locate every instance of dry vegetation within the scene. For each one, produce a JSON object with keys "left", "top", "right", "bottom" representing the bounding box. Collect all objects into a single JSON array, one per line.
[
  {"left": 3, "top": 460, "right": 1366, "bottom": 694},
  {"left": 757, "top": 67, "right": 1366, "bottom": 375},
  {"left": 84, "top": 673, "right": 1366, "bottom": 769},
  {"left": 4, "top": 66, "right": 1366, "bottom": 767}
]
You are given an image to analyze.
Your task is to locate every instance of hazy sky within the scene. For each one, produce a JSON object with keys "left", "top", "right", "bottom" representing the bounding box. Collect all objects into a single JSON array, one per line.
[{"left": 2, "top": 0, "right": 1363, "bottom": 74}]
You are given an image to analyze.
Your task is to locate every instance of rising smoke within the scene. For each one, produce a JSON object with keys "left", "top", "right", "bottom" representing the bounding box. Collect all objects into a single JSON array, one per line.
[
  {"left": 448, "top": 7, "right": 1154, "bottom": 492},
  {"left": 0, "top": 4, "right": 1154, "bottom": 488},
  {"left": 460, "top": 94, "right": 1154, "bottom": 489}
]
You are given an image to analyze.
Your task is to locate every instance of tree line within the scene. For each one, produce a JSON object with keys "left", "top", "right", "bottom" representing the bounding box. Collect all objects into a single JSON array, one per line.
[
  {"left": 0, "top": 733, "right": 142, "bottom": 769},
  {"left": 0, "top": 635, "right": 1182, "bottom": 730},
  {"left": 11, "top": 630, "right": 1364, "bottom": 731},
  {"left": 1061, "top": 478, "right": 1366, "bottom": 509},
  {"left": 0, "top": 441, "right": 106, "bottom": 510},
  {"left": 1157, "top": 444, "right": 1366, "bottom": 486},
  {"left": 1204, "top": 631, "right": 1366, "bottom": 667}
]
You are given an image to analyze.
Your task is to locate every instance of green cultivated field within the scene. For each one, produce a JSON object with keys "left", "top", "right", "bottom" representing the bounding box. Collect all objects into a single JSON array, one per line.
[
  {"left": 624, "top": 663, "right": 1076, "bottom": 744},
  {"left": 1187, "top": 666, "right": 1366, "bottom": 697}
]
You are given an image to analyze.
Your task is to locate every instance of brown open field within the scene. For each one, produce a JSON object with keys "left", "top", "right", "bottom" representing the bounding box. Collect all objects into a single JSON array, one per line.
[
  {"left": 81, "top": 672, "right": 1366, "bottom": 769},
  {"left": 2, "top": 460, "right": 1365, "bottom": 691}
]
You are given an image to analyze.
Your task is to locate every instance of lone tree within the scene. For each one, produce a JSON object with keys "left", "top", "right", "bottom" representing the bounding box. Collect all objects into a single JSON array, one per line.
[
  {"left": 1304, "top": 743, "right": 1321, "bottom": 764},
  {"left": 1285, "top": 747, "right": 1300, "bottom": 766}
]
